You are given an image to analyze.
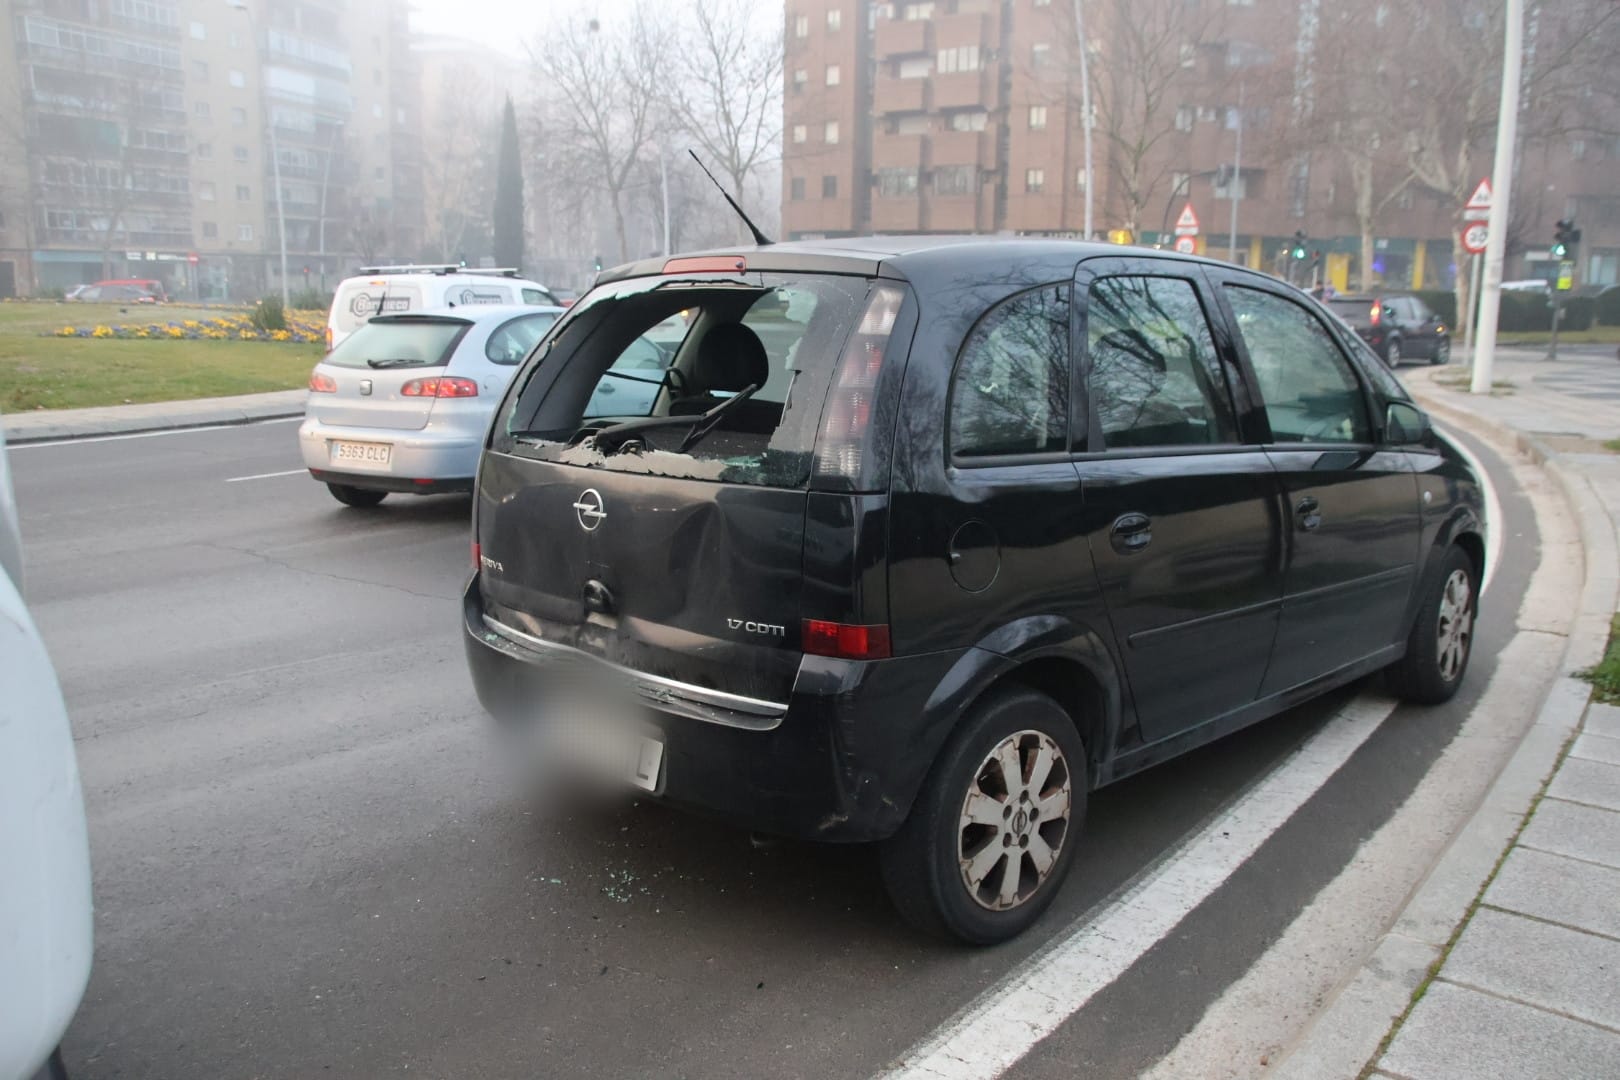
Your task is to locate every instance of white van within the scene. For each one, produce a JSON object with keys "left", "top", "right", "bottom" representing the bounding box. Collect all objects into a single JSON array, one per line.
[{"left": 326, "top": 265, "right": 557, "bottom": 351}]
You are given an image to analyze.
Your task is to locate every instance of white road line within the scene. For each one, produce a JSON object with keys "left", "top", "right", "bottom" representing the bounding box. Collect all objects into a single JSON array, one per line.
[
  {"left": 224, "top": 468, "right": 307, "bottom": 483},
  {"left": 879, "top": 693, "right": 1399, "bottom": 1080},
  {"left": 1437, "top": 423, "right": 1503, "bottom": 596},
  {"left": 6, "top": 415, "right": 302, "bottom": 450}
]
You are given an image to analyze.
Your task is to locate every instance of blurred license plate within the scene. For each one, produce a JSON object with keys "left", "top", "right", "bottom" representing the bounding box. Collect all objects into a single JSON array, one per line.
[{"left": 330, "top": 440, "right": 391, "bottom": 465}]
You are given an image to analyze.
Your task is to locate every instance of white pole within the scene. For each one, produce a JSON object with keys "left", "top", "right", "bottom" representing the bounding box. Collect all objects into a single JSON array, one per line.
[
  {"left": 1462, "top": 251, "right": 1481, "bottom": 363},
  {"left": 1471, "top": 0, "right": 1523, "bottom": 395},
  {"left": 1072, "top": 0, "right": 1093, "bottom": 238},
  {"left": 232, "top": 2, "right": 288, "bottom": 309},
  {"left": 1229, "top": 83, "right": 1243, "bottom": 263}
]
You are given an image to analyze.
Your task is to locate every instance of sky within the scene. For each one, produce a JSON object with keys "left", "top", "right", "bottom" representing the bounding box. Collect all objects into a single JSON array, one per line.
[{"left": 409, "top": 0, "right": 642, "bottom": 58}]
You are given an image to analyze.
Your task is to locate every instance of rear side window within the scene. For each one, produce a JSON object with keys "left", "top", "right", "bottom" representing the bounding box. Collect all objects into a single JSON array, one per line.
[
  {"left": 1226, "top": 286, "right": 1371, "bottom": 444},
  {"left": 1085, "top": 276, "right": 1236, "bottom": 449},
  {"left": 949, "top": 284, "right": 1070, "bottom": 458},
  {"left": 520, "top": 287, "right": 552, "bottom": 304},
  {"left": 485, "top": 313, "right": 558, "bottom": 364},
  {"left": 447, "top": 283, "right": 512, "bottom": 305},
  {"left": 322, "top": 318, "right": 470, "bottom": 369}
]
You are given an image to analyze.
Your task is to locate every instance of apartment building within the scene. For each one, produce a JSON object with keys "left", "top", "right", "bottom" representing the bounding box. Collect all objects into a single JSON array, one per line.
[
  {"left": 784, "top": 0, "right": 1620, "bottom": 292},
  {"left": 0, "top": 0, "right": 423, "bottom": 299}
]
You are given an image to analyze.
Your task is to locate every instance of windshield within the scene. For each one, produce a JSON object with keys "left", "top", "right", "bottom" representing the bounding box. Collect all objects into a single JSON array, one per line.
[
  {"left": 322, "top": 317, "right": 471, "bottom": 369},
  {"left": 495, "top": 273, "right": 873, "bottom": 490}
]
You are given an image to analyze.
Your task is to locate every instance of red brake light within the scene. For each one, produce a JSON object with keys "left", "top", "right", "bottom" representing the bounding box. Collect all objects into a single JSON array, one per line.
[
  {"left": 662, "top": 256, "right": 747, "bottom": 274},
  {"left": 1369, "top": 302, "right": 1382, "bottom": 326},
  {"left": 802, "top": 619, "right": 892, "bottom": 660},
  {"left": 471, "top": 541, "right": 480, "bottom": 570},
  {"left": 400, "top": 376, "right": 478, "bottom": 398},
  {"left": 814, "top": 285, "right": 904, "bottom": 483},
  {"left": 309, "top": 370, "right": 337, "bottom": 392}
]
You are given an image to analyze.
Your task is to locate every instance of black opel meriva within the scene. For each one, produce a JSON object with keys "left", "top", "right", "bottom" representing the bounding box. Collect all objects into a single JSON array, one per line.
[{"left": 464, "top": 238, "right": 1484, "bottom": 944}]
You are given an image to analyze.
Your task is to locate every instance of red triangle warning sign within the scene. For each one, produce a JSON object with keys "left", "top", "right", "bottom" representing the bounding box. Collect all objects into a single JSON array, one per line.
[
  {"left": 1464, "top": 178, "right": 1492, "bottom": 210},
  {"left": 1174, "top": 203, "right": 1200, "bottom": 236}
]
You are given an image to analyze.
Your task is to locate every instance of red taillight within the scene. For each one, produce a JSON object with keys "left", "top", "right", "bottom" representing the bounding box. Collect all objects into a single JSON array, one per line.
[
  {"left": 400, "top": 376, "right": 479, "bottom": 398},
  {"left": 324, "top": 326, "right": 334, "bottom": 352},
  {"left": 802, "top": 619, "right": 892, "bottom": 661},
  {"left": 1369, "top": 302, "right": 1382, "bottom": 326},
  {"left": 309, "top": 369, "right": 337, "bottom": 392},
  {"left": 662, "top": 256, "right": 747, "bottom": 274},
  {"left": 471, "top": 541, "right": 480, "bottom": 570},
  {"left": 814, "top": 285, "right": 905, "bottom": 483}
]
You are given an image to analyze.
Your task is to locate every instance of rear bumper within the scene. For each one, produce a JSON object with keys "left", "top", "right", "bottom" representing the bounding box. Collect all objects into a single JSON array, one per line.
[
  {"left": 461, "top": 575, "right": 960, "bottom": 842},
  {"left": 298, "top": 415, "right": 482, "bottom": 483},
  {"left": 309, "top": 469, "right": 472, "bottom": 494}
]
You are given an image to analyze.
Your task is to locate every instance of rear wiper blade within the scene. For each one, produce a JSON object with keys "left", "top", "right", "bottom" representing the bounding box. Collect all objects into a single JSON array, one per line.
[
  {"left": 583, "top": 384, "right": 761, "bottom": 455},
  {"left": 366, "top": 357, "right": 425, "bottom": 368}
]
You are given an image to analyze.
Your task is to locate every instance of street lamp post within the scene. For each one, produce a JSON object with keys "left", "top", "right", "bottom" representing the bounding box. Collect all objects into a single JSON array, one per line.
[
  {"left": 230, "top": 1, "right": 289, "bottom": 309},
  {"left": 316, "top": 121, "right": 344, "bottom": 292},
  {"left": 1072, "top": 0, "right": 1094, "bottom": 239}
]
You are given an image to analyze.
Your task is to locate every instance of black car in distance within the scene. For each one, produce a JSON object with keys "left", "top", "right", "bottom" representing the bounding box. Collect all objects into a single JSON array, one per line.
[
  {"left": 463, "top": 238, "right": 1485, "bottom": 945},
  {"left": 1326, "top": 293, "right": 1451, "bottom": 368}
]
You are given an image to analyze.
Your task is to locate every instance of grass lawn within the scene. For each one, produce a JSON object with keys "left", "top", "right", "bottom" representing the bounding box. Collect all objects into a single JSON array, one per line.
[
  {"left": 1581, "top": 615, "right": 1620, "bottom": 705},
  {"left": 1, "top": 301, "right": 321, "bottom": 411},
  {"left": 1497, "top": 325, "right": 1620, "bottom": 345}
]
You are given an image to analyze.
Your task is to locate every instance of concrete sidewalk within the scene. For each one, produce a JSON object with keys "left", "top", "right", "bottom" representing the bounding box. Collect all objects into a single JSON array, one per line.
[
  {"left": 1279, "top": 350, "right": 1620, "bottom": 1079},
  {"left": 1, "top": 389, "right": 305, "bottom": 444}
]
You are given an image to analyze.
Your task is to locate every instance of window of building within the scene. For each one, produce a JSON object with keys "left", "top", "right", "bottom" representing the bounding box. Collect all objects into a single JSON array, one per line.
[
  {"left": 1032, "top": 44, "right": 1052, "bottom": 69},
  {"left": 903, "top": 3, "right": 936, "bottom": 19},
  {"left": 822, "top": 175, "right": 838, "bottom": 198},
  {"left": 1075, "top": 167, "right": 1088, "bottom": 191},
  {"left": 1228, "top": 0, "right": 1256, "bottom": 6},
  {"left": 232, "top": 145, "right": 248, "bottom": 162},
  {"left": 1034, "top": 0, "right": 1052, "bottom": 6},
  {"left": 1087, "top": 276, "right": 1237, "bottom": 449},
  {"left": 793, "top": 68, "right": 808, "bottom": 91},
  {"left": 1214, "top": 169, "right": 1247, "bottom": 200},
  {"left": 876, "top": 168, "right": 918, "bottom": 197},
  {"left": 1572, "top": 138, "right": 1588, "bottom": 161},
  {"left": 948, "top": 110, "right": 988, "bottom": 132},
  {"left": 396, "top": 107, "right": 406, "bottom": 124},
  {"left": 191, "top": 59, "right": 208, "bottom": 82},
  {"left": 198, "top": 181, "right": 215, "bottom": 201},
  {"left": 1180, "top": 43, "right": 1197, "bottom": 68},
  {"left": 791, "top": 176, "right": 806, "bottom": 200},
  {"left": 898, "top": 57, "right": 932, "bottom": 79},
  {"left": 1288, "top": 158, "right": 1308, "bottom": 218},
  {"left": 189, "top": 21, "right": 205, "bottom": 40},
  {"left": 372, "top": 103, "right": 383, "bottom": 119},
  {"left": 1028, "top": 105, "right": 1048, "bottom": 130},
  {"left": 827, "top": 8, "right": 842, "bottom": 30},
  {"left": 824, "top": 120, "right": 840, "bottom": 144},
  {"left": 228, "top": 31, "right": 241, "bottom": 48},
  {"left": 202, "top": 221, "right": 218, "bottom": 238},
  {"left": 236, "top": 184, "right": 251, "bottom": 201},
  {"left": 792, "top": 124, "right": 807, "bottom": 144},
  {"left": 226, "top": 69, "right": 244, "bottom": 88},
  {"left": 1175, "top": 106, "right": 1194, "bottom": 132},
  {"left": 949, "top": 284, "right": 1070, "bottom": 458},
  {"left": 195, "top": 101, "right": 211, "bottom": 118},
  {"left": 826, "top": 64, "right": 841, "bottom": 86},
  {"left": 197, "top": 142, "right": 213, "bottom": 159},
  {"left": 238, "top": 223, "right": 254, "bottom": 241},
  {"left": 1224, "top": 286, "right": 1370, "bottom": 444},
  {"left": 938, "top": 46, "right": 981, "bottom": 74},
  {"left": 793, "top": 14, "right": 809, "bottom": 37},
  {"left": 1396, "top": 187, "right": 1414, "bottom": 209},
  {"left": 231, "top": 107, "right": 246, "bottom": 126},
  {"left": 1025, "top": 168, "right": 1045, "bottom": 193},
  {"left": 935, "top": 165, "right": 977, "bottom": 196},
  {"left": 1170, "top": 170, "right": 1191, "bottom": 196}
]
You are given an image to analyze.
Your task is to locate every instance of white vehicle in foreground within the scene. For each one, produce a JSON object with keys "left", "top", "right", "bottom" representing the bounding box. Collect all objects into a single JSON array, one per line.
[
  {"left": 0, "top": 422, "right": 93, "bottom": 1080},
  {"left": 326, "top": 265, "right": 557, "bottom": 351}
]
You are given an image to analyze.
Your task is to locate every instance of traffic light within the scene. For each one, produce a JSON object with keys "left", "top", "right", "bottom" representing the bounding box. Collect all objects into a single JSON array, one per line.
[
  {"left": 1291, "top": 231, "right": 1308, "bottom": 261},
  {"left": 1552, "top": 219, "right": 1581, "bottom": 259},
  {"left": 593, "top": 254, "right": 603, "bottom": 273}
]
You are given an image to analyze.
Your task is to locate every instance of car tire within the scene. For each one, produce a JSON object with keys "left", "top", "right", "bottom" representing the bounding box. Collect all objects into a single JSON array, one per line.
[
  {"left": 1385, "top": 338, "right": 1402, "bottom": 368},
  {"left": 880, "top": 686, "right": 1087, "bottom": 945},
  {"left": 1387, "top": 545, "right": 1477, "bottom": 705},
  {"left": 1431, "top": 339, "right": 1451, "bottom": 366},
  {"left": 327, "top": 483, "right": 388, "bottom": 508}
]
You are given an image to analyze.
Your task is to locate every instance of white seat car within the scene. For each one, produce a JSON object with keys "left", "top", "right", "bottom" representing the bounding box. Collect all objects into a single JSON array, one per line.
[
  {"left": 327, "top": 265, "right": 557, "bottom": 351},
  {"left": 0, "top": 422, "right": 93, "bottom": 1080},
  {"left": 300, "top": 304, "right": 562, "bottom": 507}
]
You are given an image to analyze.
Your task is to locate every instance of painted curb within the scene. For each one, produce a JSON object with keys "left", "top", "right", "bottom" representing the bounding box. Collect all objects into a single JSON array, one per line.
[{"left": 1268, "top": 373, "right": 1618, "bottom": 1078}]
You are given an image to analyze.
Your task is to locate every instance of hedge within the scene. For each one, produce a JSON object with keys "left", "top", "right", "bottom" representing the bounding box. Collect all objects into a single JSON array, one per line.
[
  {"left": 1597, "top": 286, "right": 1620, "bottom": 326},
  {"left": 1407, "top": 289, "right": 1593, "bottom": 333}
]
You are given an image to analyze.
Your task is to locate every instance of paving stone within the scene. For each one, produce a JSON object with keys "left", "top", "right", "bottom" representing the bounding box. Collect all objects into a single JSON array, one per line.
[
  {"left": 1547, "top": 757, "right": 1620, "bottom": 813},
  {"left": 1572, "top": 732, "right": 1620, "bottom": 767},
  {"left": 1523, "top": 790, "right": 1620, "bottom": 871},
  {"left": 1444, "top": 908, "right": 1620, "bottom": 1031},
  {"left": 1486, "top": 847, "right": 1620, "bottom": 940},
  {"left": 1587, "top": 703, "right": 1620, "bottom": 742},
  {"left": 1381, "top": 981, "right": 1620, "bottom": 1080}
]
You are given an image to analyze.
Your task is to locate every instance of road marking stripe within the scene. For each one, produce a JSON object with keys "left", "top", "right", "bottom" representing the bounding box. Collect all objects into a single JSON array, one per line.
[
  {"left": 879, "top": 693, "right": 1398, "bottom": 1080},
  {"left": 224, "top": 468, "right": 307, "bottom": 483},
  {"left": 6, "top": 415, "right": 301, "bottom": 449},
  {"left": 1437, "top": 424, "right": 1502, "bottom": 596}
]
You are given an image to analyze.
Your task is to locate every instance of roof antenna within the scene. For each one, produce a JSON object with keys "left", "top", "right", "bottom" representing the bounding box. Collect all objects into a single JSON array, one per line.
[{"left": 688, "top": 150, "right": 772, "bottom": 247}]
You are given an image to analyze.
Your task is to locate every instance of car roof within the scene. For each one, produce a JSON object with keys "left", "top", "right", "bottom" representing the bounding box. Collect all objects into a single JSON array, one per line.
[
  {"left": 335, "top": 272, "right": 546, "bottom": 288},
  {"left": 374, "top": 303, "right": 564, "bottom": 324}
]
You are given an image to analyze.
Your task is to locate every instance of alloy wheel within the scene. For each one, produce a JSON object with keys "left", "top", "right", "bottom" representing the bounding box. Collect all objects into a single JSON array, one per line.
[
  {"left": 957, "top": 729, "right": 1073, "bottom": 911},
  {"left": 1436, "top": 568, "right": 1473, "bottom": 682}
]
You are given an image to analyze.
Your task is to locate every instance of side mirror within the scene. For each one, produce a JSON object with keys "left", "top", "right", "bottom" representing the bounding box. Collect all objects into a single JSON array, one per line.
[{"left": 1385, "top": 401, "right": 1434, "bottom": 448}]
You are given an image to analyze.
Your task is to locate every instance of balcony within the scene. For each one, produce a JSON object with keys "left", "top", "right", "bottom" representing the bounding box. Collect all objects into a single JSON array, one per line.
[
  {"left": 872, "top": 195, "right": 922, "bottom": 234},
  {"left": 874, "top": 76, "right": 927, "bottom": 114},
  {"left": 871, "top": 133, "right": 925, "bottom": 170},
  {"left": 933, "top": 70, "right": 989, "bottom": 111},
  {"left": 874, "top": 18, "right": 929, "bottom": 57},
  {"left": 929, "top": 130, "right": 989, "bottom": 169}
]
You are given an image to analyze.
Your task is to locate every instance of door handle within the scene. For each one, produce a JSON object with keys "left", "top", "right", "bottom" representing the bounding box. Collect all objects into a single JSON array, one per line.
[
  {"left": 1295, "top": 496, "right": 1322, "bottom": 532},
  {"left": 1110, "top": 512, "right": 1153, "bottom": 555}
]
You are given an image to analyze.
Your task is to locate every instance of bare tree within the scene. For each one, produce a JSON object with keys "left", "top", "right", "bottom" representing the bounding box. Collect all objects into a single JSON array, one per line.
[
  {"left": 532, "top": 5, "right": 672, "bottom": 263},
  {"left": 665, "top": 0, "right": 783, "bottom": 243},
  {"left": 421, "top": 61, "right": 500, "bottom": 263}
]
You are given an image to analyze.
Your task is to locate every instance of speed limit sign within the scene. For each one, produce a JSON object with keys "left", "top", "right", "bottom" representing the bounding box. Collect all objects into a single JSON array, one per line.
[
  {"left": 1174, "top": 235, "right": 1196, "bottom": 254},
  {"left": 1461, "top": 221, "right": 1488, "bottom": 255}
]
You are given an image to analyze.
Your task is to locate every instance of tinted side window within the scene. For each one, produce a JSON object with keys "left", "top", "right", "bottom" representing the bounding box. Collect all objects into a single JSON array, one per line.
[
  {"left": 949, "top": 284, "right": 1070, "bottom": 458},
  {"left": 1226, "top": 286, "right": 1371, "bottom": 444},
  {"left": 485, "top": 313, "right": 558, "bottom": 364},
  {"left": 1086, "top": 275, "right": 1237, "bottom": 449}
]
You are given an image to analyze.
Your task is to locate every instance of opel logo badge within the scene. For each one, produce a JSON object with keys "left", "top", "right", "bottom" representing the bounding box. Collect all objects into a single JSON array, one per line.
[{"left": 572, "top": 488, "right": 606, "bottom": 531}]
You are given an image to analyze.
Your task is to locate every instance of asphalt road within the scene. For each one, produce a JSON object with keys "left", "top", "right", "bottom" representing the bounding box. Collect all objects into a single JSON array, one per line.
[{"left": 7, "top": 418, "right": 1535, "bottom": 1079}]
